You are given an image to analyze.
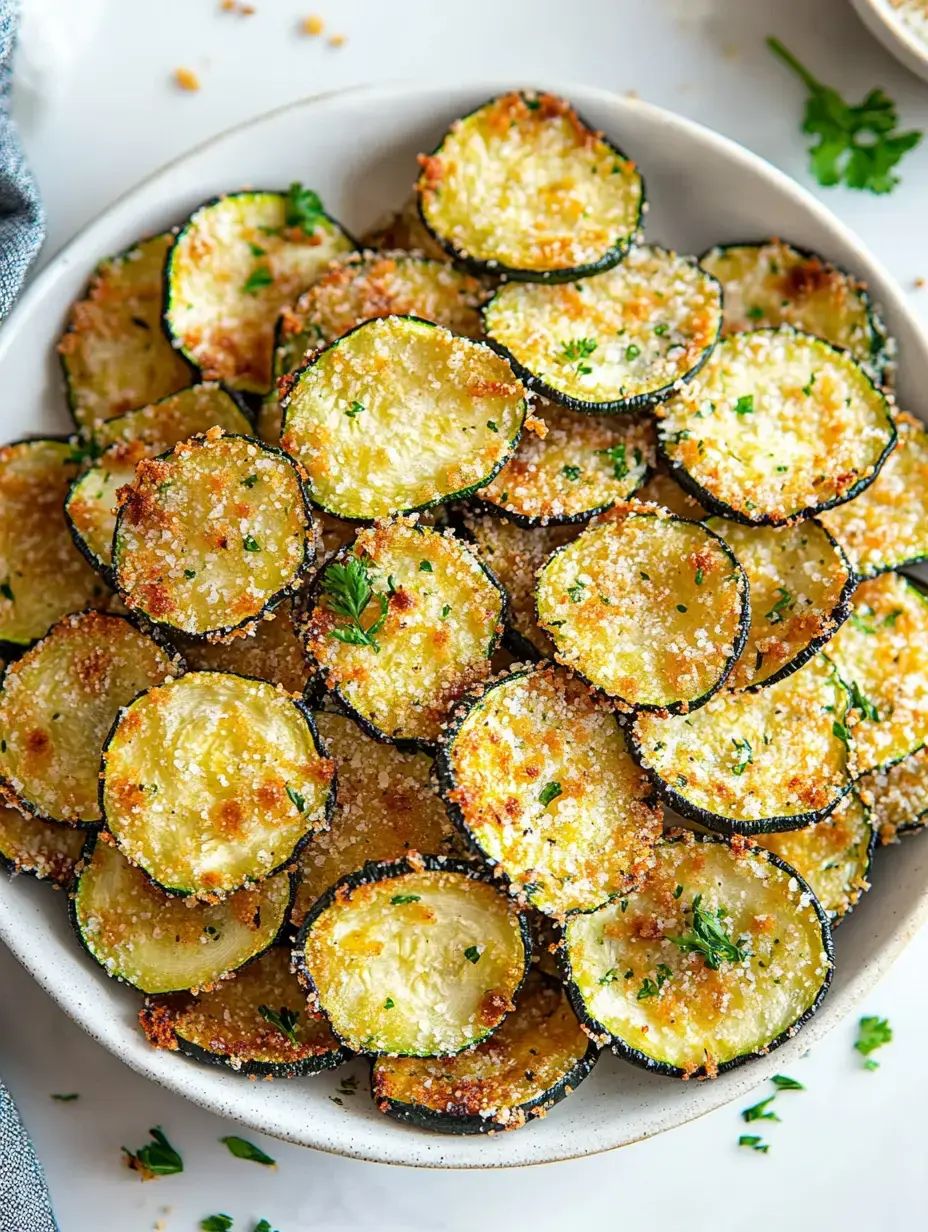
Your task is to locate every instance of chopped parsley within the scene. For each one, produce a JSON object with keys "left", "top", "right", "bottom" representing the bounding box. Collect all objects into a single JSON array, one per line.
[
  {"left": 625, "top": 343, "right": 641, "bottom": 362},
  {"left": 440, "top": 604, "right": 452, "bottom": 619},
  {"left": 597, "top": 442, "right": 633, "bottom": 481},
  {"left": 673, "top": 884, "right": 683, "bottom": 899},
  {"left": 667, "top": 893, "right": 750, "bottom": 969},
  {"left": 346, "top": 401, "right": 365, "bottom": 418},
  {"left": 832, "top": 720, "right": 851, "bottom": 747},
  {"left": 765, "top": 586, "right": 793, "bottom": 624},
  {"left": 847, "top": 679, "right": 880, "bottom": 722},
  {"left": 384, "top": 997, "right": 395, "bottom": 1009},
  {"left": 322, "top": 556, "right": 388, "bottom": 652},
  {"left": 487, "top": 420, "right": 499, "bottom": 432},
  {"left": 285, "top": 181, "right": 326, "bottom": 233},
  {"left": 391, "top": 894, "right": 421, "bottom": 905},
  {"left": 184, "top": 568, "right": 196, "bottom": 579},
  {"left": 732, "top": 394, "right": 754, "bottom": 416},
  {"left": 242, "top": 534, "right": 261, "bottom": 552},
  {"left": 855, "top": 1015, "right": 892, "bottom": 1069},
  {"left": 122, "top": 1127, "right": 183, "bottom": 1179},
  {"left": 598, "top": 968, "right": 620, "bottom": 985},
  {"left": 654, "top": 323, "right": 669, "bottom": 336},
  {"left": 561, "top": 337, "right": 598, "bottom": 376},
  {"left": 771, "top": 1074, "right": 805, "bottom": 1091},
  {"left": 50, "top": 1093, "right": 79, "bottom": 1102},
  {"left": 220, "top": 1136, "right": 276, "bottom": 1166},
  {"left": 539, "top": 781, "right": 562, "bottom": 807},
  {"left": 746, "top": 306, "right": 765, "bottom": 321},
  {"left": 695, "top": 568, "right": 704, "bottom": 586},
  {"left": 0, "top": 578, "right": 14, "bottom": 602},
  {"left": 637, "top": 963, "right": 673, "bottom": 1001},
  {"left": 676, "top": 603, "right": 687, "bottom": 614},
  {"left": 243, "top": 266, "right": 274, "bottom": 295},
  {"left": 286, "top": 785, "right": 306, "bottom": 812},
  {"left": 258, "top": 1004, "right": 300, "bottom": 1044},
  {"left": 741, "top": 1095, "right": 780, "bottom": 1123},
  {"left": 562, "top": 464, "right": 582, "bottom": 480},
  {"left": 200, "top": 1217, "right": 233, "bottom": 1232},
  {"left": 567, "top": 581, "right": 585, "bottom": 603},
  {"left": 463, "top": 945, "right": 482, "bottom": 964},
  {"left": 247, "top": 241, "right": 266, "bottom": 258},
  {"left": 739, "top": 1134, "right": 769, "bottom": 1153},
  {"left": 731, "top": 737, "right": 753, "bottom": 776},
  {"left": 419, "top": 560, "right": 433, "bottom": 572},
  {"left": 850, "top": 608, "right": 877, "bottom": 634}
]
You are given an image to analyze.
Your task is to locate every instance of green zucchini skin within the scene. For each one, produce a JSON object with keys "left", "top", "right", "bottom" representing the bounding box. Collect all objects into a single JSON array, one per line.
[
  {"left": 416, "top": 92, "right": 646, "bottom": 284},
  {"left": 291, "top": 855, "right": 533, "bottom": 1055},
  {"left": 558, "top": 834, "right": 834, "bottom": 1079}
]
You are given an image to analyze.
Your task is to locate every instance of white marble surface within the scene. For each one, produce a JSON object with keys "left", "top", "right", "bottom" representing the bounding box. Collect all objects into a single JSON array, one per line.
[{"left": 2, "top": 0, "right": 928, "bottom": 1227}]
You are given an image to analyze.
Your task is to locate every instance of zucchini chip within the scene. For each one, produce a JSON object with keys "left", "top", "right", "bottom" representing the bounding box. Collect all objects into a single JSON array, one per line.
[
  {"left": 632, "top": 655, "right": 851, "bottom": 835},
  {"left": 562, "top": 835, "right": 833, "bottom": 1077},
  {"left": 178, "top": 599, "right": 314, "bottom": 697},
  {"left": 477, "top": 405, "right": 653, "bottom": 526},
  {"left": 102, "top": 672, "right": 335, "bottom": 897},
  {"left": 820, "top": 413, "right": 928, "bottom": 577},
  {"left": 658, "top": 329, "right": 897, "bottom": 525},
  {"left": 293, "top": 856, "right": 530, "bottom": 1057},
  {"left": 139, "top": 945, "right": 347, "bottom": 1077},
  {"left": 417, "top": 91, "right": 643, "bottom": 282},
  {"left": 280, "top": 316, "right": 527, "bottom": 521},
  {"left": 824, "top": 573, "right": 928, "bottom": 776},
  {"left": 372, "top": 970, "right": 597, "bottom": 1133},
  {"left": 0, "top": 806, "right": 84, "bottom": 885},
  {"left": 859, "top": 748, "right": 928, "bottom": 843},
  {"left": 0, "top": 611, "right": 181, "bottom": 826},
  {"left": 483, "top": 246, "right": 722, "bottom": 412},
  {"left": 436, "top": 665, "right": 662, "bottom": 915},
  {"left": 72, "top": 836, "right": 294, "bottom": 994},
  {"left": 634, "top": 469, "right": 707, "bottom": 520},
  {"left": 113, "top": 431, "right": 313, "bottom": 640},
  {"left": 703, "top": 517, "right": 855, "bottom": 690},
  {"left": 303, "top": 519, "right": 506, "bottom": 746},
  {"left": 757, "top": 792, "right": 874, "bottom": 923},
  {"left": 360, "top": 194, "right": 449, "bottom": 260},
  {"left": 291, "top": 713, "right": 456, "bottom": 930},
  {"left": 535, "top": 511, "right": 748, "bottom": 712},
  {"left": 700, "top": 240, "right": 891, "bottom": 384},
  {"left": 58, "top": 233, "right": 193, "bottom": 429},
  {"left": 458, "top": 509, "right": 580, "bottom": 660},
  {"left": 164, "top": 190, "right": 355, "bottom": 394},
  {"left": 0, "top": 439, "right": 113, "bottom": 646},
  {"left": 66, "top": 384, "right": 252, "bottom": 576}
]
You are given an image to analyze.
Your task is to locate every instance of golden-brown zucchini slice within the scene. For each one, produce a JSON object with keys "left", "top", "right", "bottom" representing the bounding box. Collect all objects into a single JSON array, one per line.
[
  {"left": 436, "top": 665, "right": 662, "bottom": 915},
  {"left": 0, "top": 611, "right": 181, "bottom": 826},
  {"left": 633, "top": 469, "right": 708, "bottom": 520},
  {"left": 417, "top": 91, "right": 643, "bottom": 281},
  {"left": 535, "top": 510, "right": 748, "bottom": 711},
  {"left": 360, "top": 194, "right": 449, "bottom": 259},
  {"left": 756, "top": 791, "right": 874, "bottom": 923},
  {"left": 290, "top": 713, "right": 456, "bottom": 930},
  {"left": 824, "top": 573, "right": 928, "bottom": 775},
  {"left": 66, "top": 385, "right": 253, "bottom": 576},
  {"left": 658, "top": 329, "right": 897, "bottom": 525},
  {"left": 0, "top": 806, "right": 85, "bottom": 885},
  {"left": 280, "top": 316, "right": 527, "bottom": 521},
  {"left": 562, "top": 834, "right": 833, "bottom": 1077},
  {"left": 700, "top": 239, "right": 891, "bottom": 384},
  {"left": 177, "top": 599, "right": 314, "bottom": 696},
  {"left": 477, "top": 405, "right": 653, "bottom": 526},
  {"left": 0, "top": 439, "right": 114, "bottom": 646},
  {"left": 58, "top": 233, "right": 193, "bottom": 429},
  {"left": 302, "top": 519, "right": 506, "bottom": 746},
  {"left": 372, "top": 970, "right": 598, "bottom": 1133},
  {"left": 101, "top": 671, "right": 335, "bottom": 897},
  {"left": 139, "top": 945, "right": 347, "bottom": 1077},
  {"left": 483, "top": 246, "right": 722, "bottom": 412},
  {"left": 820, "top": 412, "right": 928, "bottom": 577},
  {"left": 164, "top": 190, "right": 355, "bottom": 393},
  {"left": 632, "top": 655, "right": 851, "bottom": 834},
  {"left": 703, "top": 516, "right": 855, "bottom": 689},
  {"left": 113, "top": 431, "right": 313, "bottom": 640},
  {"left": 71, "top": 836, "right": 294, "bottom": 993},
  {"left": 859, "top": 748, "right": 928, "bottom": 843},
  {"left": 293, "top": 857, "right": 530, "bottom": 1056}
]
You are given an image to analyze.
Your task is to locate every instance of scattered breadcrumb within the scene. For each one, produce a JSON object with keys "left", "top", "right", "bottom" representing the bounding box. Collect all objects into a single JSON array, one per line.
[
  {"left": 625, "top": 88, "right": 640, "bottom": 99},
  {"left": 174, "top": 68, "right": 200, "bottom": 92},
  {"left": 303, "top": 14, "right": 324, "bottom": 35},
  {"left": 915, "top": 276, "right": 926, "bottom": 289},
  {"left": 329, "top": 33, "right": 347, "bottom": 47}
]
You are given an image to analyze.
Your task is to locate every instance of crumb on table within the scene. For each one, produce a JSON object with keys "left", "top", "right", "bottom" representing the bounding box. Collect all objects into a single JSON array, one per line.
[
  {"left": 174, "top": 68, "right": 200, "bottom": 91},
  {"left": 303, "top": 14, "right": 325, "bottom": 34},
  {"left": 329, "top": 32, "right": 347, "bottom": 46}
]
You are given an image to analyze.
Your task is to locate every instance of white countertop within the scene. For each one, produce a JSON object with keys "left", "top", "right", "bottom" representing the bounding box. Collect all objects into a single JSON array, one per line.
[{"left": 3, "top": 0, "right": 928, "bottom": 1228}]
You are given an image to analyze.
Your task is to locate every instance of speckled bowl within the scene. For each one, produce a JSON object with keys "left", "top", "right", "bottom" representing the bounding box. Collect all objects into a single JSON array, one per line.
[
  {"left": 850, "top": 0, "right": 928, "bottom": 85},
  {"left": 1, "top": 81, "right": 926, "bottom": 1168}
]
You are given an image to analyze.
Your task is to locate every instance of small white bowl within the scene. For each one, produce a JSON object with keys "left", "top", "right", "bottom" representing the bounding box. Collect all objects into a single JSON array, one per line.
[{"left": 851, "top": 0, "right": 928, "bottom": 84}]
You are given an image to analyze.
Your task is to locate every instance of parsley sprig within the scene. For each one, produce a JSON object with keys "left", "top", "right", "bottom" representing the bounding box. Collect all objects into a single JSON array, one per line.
[
  {"left": 258, "top": 1003, "right": 300, "bottom": 1045},
  {"left": 667, "top": 893, "right": 750, "bottom": 970},
  {"left": 767, "top": 37, "right": 922, "bottom": 194},
  {"left": 855, "top": 1015, "right": 892, "bottom": 1070},
  {"left": 122, "top": 1127, "right": 183, "bottom": 1180},
  {"left": 285, "top": 181, "right": 327, "bottom": 234},
  {"left": 321, "top": 556, "right": 389, "bottom": 652}
]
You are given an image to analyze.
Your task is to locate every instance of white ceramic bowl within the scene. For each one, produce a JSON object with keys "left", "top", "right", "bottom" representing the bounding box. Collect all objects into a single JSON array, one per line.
[
  {"left": 1, "top": 81, "right": 927, "bottom": 1169},
  {"left": 851, "top": 0, "right": 928, "bottom": 84}
]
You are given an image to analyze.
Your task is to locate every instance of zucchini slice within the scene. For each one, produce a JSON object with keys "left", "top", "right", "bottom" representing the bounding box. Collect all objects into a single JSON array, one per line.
[
  {"left": 164, "top": 190, "right": 355, "bottom": 394},
  {"left": 280, "top": 316, "right": 527, "bottom": 521},
  {"left": 658, "top": 328, "right": 897, "bottom": 525},
  {"left": 0, "top": 806, "right": 85, "bottom": 885},
  {"left": 477, "top": 405, "right": 653, "bottom": 526},
  {"left": 417, "top": 91, "right": 643, "bottom": 282},
  {"left": 0, "top": 439, "right": 114, "bottom": 646},
  {"left": 756, "top": 791, "right": 874, "bottom": 923},
  {"left": 293, "top": 856, "right": 530, "bottom": 1057},
  {"left": 859, "top": 748, "right": 928, "bottom": 843},
  {"left": 360, "top": 194, "right": 450, "bottom": 260},
  {"left": 72, "top": 836, "right": 294, "bottom": 994},
  {"left": 303, "top": 519, "right": 506, "bottom": 747},
  {"left": 820, "top": 412, "right": 928, "bottom": 578},
  {"left": 372, "top": 970, "right": 597, "bottom": 1133},
  {"left": 436, "top": 665, "right": 662, "bottom": 915},
  {"left": 177, "top": 598, "right": 314, "bottom": 697},
  {"left": 562, "top": 834, "right": 833, "bottom": 1077},
  {"left": 535, "top": 510, "right": 748, "bottom": 711},
  {"left": 58, "top": 233, "right": 193, "bottom": 429},
  {"left": 634, "top": 470, "right": 707, "bottom": 520},
  {"left": 700, "top": 240, "right": 891, "bottom": 384},
  {"left": 291, "top": 712, "right": 456, "bottom": 930},
  {"left": 824, "top": 573, "right": 928, "bottom": 776},
  {"left": 139, "top": 945, "right": 347, "bottom": 1077},
  {"left": 66, "top": 384, "right": 253, "bottom": 576},
  {"left": 632, "top": 655, "right": 851, "bottom": 834},
  {"left": 102, "top": 671, "right": 335, "bottom": 897},
  {"left": 482, "top": 246, "right": 722, "bottom": 412},
  {"left": 113, "top": 431, "right": 313, "bottom": 640},
  {"left": 703, "top": 517, "right": 855, "bottom": 690},
  {"left": 458, "top": 509, "right": 580, "bottom": 660},
  {"left": 0, "top": 611, "right": 182, "bottom": 826}
]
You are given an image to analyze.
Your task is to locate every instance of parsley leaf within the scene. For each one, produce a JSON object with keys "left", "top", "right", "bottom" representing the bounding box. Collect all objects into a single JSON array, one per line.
[
  {"left": 322, "top": 556, "right": 389, "bottom": 653},
  {"left": 667, "top": 893, "right": 751, "bottom": 970},
  {"left": 733, "top": 394, "right": 754, "bottom": 416},
  {"left": 596, "top": 443, "right": 630, "bottom": 481},
  {"left": 242, "top": 534, "right": 261, "bottom": 552},
  {"left": 243, "top": 266, "right": 274, "bottom": 295},
  {"left": 200, "top": 1217, "right": 233, "bottom": 1232},
  {"left": 567, "top": 581, "right": 585, "bottom": 603},
  {"left": 561, "top": 337, "right": 597, "bottom": 366},
  {"left": 346, "top": 401, "right": 365, "bottom": 418},
  {"left": 463, "top": 945, "right": 482, "bottom": 964},
  {"left": 739, "top": 1134, "right": 770, "bottom": 1153},
  {"left": 742, "top": 1095, "right": 781, "bottom": 1123},
  {"left": 731, "top": 737, "right": 753, "bottom": 776},
  {"left": 285, "top": 181, "right": 326, "bottom": 233},
  {"left": 258, "top": 1004, "right": 300, "bottom": 1044},
  {"left": 539, "top": 781, "right": 562, "bottom": 807},
  {"left": 391, "top": 894, "right": 421, "bottom": 905},
  {"left": 855, "top": 1015, "right": 892, "bottom": 1069},
  {"left": 832, "top": 720, "right": 851, "bottom": 747},
  {"left": 847, "top": 678, "right": 880, "bottom": 722},
  {"left": 122, "top": 1127, "right": 183, "bottom": 1180},
  {"left": 220, "top": 1136, "right": 276, "bottom": 1167},
  {"left": 765, "top": 586, "right": 793, "bottom": 624},
  {"left": 286, "top": 785, "right": 306, "bottom": 813},
  {"left": 771, "top": 1074, "right": 805, "bottom": 1091}
]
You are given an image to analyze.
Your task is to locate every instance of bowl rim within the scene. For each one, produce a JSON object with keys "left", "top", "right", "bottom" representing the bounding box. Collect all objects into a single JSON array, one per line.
[
  {"left": 2, "top": 77, "right": 927, "bottom": 1169},
  {"left": 849, "top": 0, "right": 928, "bottom": 78}
]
